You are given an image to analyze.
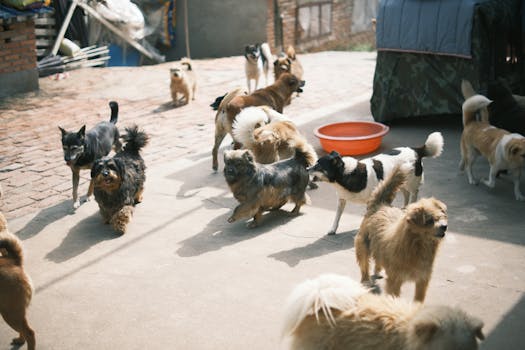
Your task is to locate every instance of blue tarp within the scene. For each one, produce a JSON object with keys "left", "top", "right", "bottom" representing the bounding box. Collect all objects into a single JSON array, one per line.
[
  {"left": 0, "top": 3, "right": 52, "bottom": 20},
  {"left": 376, "top": 0, "right": 488, "bottom": 58}
]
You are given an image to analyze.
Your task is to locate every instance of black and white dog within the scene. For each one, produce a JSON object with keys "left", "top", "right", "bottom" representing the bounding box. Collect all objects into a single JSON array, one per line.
[
  {"left": 309, "top": 132, "right": 444, "bottom": 235},
  {"left": 244, "top": 42, "right": 272, "bottom": 94}
]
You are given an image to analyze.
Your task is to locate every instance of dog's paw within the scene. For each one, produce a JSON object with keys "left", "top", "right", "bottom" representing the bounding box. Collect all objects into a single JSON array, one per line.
[
  {"left": 468, "top": 178, "right": 479, "bottom": 186},
  {"left": 327, "top": 230, "right": 336, "bottom": 236},
  {"left": 11, "top": 336, "right": 25, "bottom": 345},
  {"left": 481, "top": 178, "right": 495, "bottom": 188},
  {"left": 73, "top": 200, "right": 81, "bottom": 209},
  {"left": 85, "top": 195, "right": 93, "bottom": 203},
  {"left": 247, "top": 220, "right": 258, "bottom": 229},
  {"left": 516, "top": 193, "right": 525, "bottom": 201},
  {"left": 227, "top": 216, "right": 236, "bottom": 223}
]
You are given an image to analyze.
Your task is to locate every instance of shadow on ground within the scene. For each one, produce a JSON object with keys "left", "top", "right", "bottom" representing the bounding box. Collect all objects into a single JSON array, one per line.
[
  {"left": 16, "top": 200, "right": 73, "bottom": 240},
  {"left": 269, "top": 229, "right": 357, "bottom": 267},
  {"left": 45, "top": 212, "right": 117, "bottom": 263}
]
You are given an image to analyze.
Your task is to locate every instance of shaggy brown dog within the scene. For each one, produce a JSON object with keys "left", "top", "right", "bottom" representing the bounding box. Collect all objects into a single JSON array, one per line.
[
  {"left": 223, "top": 147, "right": 312, "bottom": 228},
  {"left": 355, "top": 167, "right": 447, "bottom": 302},
  {"left": 212, "top": 73, "right": 305, "bottom": 171},
  {"left": 283, "top": 274, "right": 484, "bottom": 350},
  {"left": 460, "top": 94, "right": 525, "bottom": 201},
  {"left": 170, "top": 58, "right": 197, "bottom": 106},
  {"left": 0, "top": 212, "right": 35, "bottom": 350}
]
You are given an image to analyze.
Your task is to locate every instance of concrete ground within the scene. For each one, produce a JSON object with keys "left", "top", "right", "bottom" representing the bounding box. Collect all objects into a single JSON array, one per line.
[{"left": 0, "top": 51, "right": 524, "bottom": 349}]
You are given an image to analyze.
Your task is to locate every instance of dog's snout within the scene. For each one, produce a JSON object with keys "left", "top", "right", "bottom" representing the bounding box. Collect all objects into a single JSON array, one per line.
[
  {"left": 299, "top": 80, "right": 305, "bottom": 87},
  {"left": 102, "top": 170, "right": 109, "bottom": 177},
  {"left": 440, "top": 224, "right": 448, "bottom": 232}
]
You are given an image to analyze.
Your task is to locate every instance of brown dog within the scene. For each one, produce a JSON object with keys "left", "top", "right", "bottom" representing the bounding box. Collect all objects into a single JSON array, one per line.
[
  {"left": 212, "top": 73, "right": 305, "bottom": 171},
  {"left": 460, "top": 94, "right": 525, "bottom": 201},
  {"left": 0, "top": 213, "right": 35, "bottom": 350},
  {"left": 355, "top": 167, "right": 447, "bottom": 302},
  {"left": 283, "top": 274, "right": 484, "bottom": 350}
]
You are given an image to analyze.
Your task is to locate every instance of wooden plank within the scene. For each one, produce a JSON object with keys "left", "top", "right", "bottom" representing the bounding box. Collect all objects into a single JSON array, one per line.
[{"left": 35, "top": 28, "right": 57, "bottom": 36}]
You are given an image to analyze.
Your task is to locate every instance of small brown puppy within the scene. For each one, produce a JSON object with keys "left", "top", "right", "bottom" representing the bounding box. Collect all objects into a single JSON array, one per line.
[
  {"left": 0, "top": 213, "right": 35, "bottom": 350},
  {"left": 283, "top": 274, "right": 484, "bottom": 350},
  {"left": 274, "top": 46, "right": 304, "bottom": 82},
  {"left": 223, "top": 147, "right": 312, "bottom": 228},
  {"left": 460, "top": 94, "right": 525, "bottom": 201},
  {"left": 170, "top": 57, "right": 197, "bottom": 106},
  {"left": 212, "top": 73, "right": 305, "bottom": 171},
  {"left": 355, "top": 167, "right": 447, "bottom": 302}
]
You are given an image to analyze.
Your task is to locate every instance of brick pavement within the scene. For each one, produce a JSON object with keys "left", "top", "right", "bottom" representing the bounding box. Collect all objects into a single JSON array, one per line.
[{"left": 0, "top": 51, "right": 376, "bottom": 219}]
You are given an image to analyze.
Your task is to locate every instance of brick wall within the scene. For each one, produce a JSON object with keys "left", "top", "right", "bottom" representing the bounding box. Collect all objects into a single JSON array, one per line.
[
  {"left": 267, "top": 0, "right": 374, "bottom": 54},
  {"left": 0, "top": 20, "right": 37, "bottom": 74}
]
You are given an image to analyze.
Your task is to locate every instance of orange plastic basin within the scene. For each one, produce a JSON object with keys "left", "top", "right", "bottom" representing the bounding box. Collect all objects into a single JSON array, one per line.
[{"left": 314, "top": 121, "right": 389, "bottom": 156}]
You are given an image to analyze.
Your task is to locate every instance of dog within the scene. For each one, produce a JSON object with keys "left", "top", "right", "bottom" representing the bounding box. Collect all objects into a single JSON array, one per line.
[
  {"left": 308, "top": 132, "right": 444, "bottom": 235},
  {"left": 212, "top": 73, "right": 305, "bottom": 171},
  {"left": 59, "top": 101, "right": 121, "bottom": 209},
  {"left": 282, "top": 274, "right": 484, "bottom": 350},
  {"left": 355, "top": 166, "right": 447, "bottom": 302},
  {"left": 91, "top": 125, "right": 148, "bottom": 235},
  {"left": 170, "top": 57, "right": 197, "bottom": 106},
  {"left": 460, "top": 94, "right": 525, "bottom": 200},
  {"left": 0, "top": 212, "right": 35, "bottom": 350},
  {"left": 223, "top": 147, "right": 313, "bottom": 228},
  {"left": 244, "top": 42, "right": 272, "bottom": 93},
  {"left": 232, "top": 106, "right": 315, "bottom": 163},
  {"left": 461, "top": 79, "right": 525, "bottom": 135},
  {"left": 274, "top": 46, "right": 304, "bottom": 101}
]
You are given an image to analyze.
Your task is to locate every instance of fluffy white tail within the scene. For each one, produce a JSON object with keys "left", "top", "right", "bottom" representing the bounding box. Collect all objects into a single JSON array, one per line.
[
  {"left": 462, "top": 95, "right": 492, "bottom": 126},
  {"left": 232, "top": 107, "right": 290, "bottom": 146},
  {"left": 281, "top": 274, "right": 367, "bottom": 338},
  {"left": 423, "top": 132, "right": 444, "bottom": 158},
  {"left": 261, "top": 42, "right": 273, "bottom": 63}
]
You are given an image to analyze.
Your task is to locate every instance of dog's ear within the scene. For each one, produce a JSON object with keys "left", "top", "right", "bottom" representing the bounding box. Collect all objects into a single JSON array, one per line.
[
  {"left": 91, "top": 160, "right": 103, "bottom": 179},
  {"left": 59, "top": 126, "right": 67, "bottom": 137},
  {"left": 242, "top": 150, "right": 254, "bottom": 163},
  {"left": 407, "top": 207, "right": 429, "bottom": 226},
  {"left": 413, "top": 320, "right": 438, "bottom": 344},
  {"left": 330, "top": 151, "right": 340, "bottom": 157},
  {"left": 77, "top": 125, "right": 86, "bottom": 138}
]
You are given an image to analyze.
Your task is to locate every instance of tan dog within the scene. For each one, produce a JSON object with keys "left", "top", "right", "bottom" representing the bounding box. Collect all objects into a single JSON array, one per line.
[
  {"left": 283, "top": 274, "right": 484, "bottom": 350},
  {"left": 460, "top": 94, "right": 525, "bottom": 200},
  {"left": 232, "top": 106, "right": 317, "bottom": 165},
  {"left": 274, "top": 46, "right": 304, "bottom": 81},
  {"left": 211, "top": 73, "right": 305, "bottom": 171},
  {"left": 0, "top": 213, "right": 35, "bottom": 350},
  {"left": 170, "top": 57, "right": 197, "bottom": 106},
  {"left": 355, "top": 167, "right": 447, "bottom": 302}
]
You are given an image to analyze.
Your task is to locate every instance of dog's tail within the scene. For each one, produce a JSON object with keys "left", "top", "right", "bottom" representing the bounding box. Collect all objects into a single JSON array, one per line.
[
  {"left": 282, "top": 274, "right": 367, "bottom": 338},
  {"left": 462, "top": 95, "right": 492, "bottom": 126},
  {"left": 215, "top": 87, "right": 245, "bottom": 122},
  {"left": 260, "top": 42, "right": 273, "bottom": 66},
  {"left": 109, "top": 101, "right": 119, "bottom": 124},
  {"left": 122, "top": 125, "right": 149, "bottom": 154},
  {"left": 366, "top": 166, "right": 408, "bottom": 216},
  {"left": 292, "top": 137, "right": 318, "bottom": 167},
  {"left": 181, "top": 57, "right": 192, "bottom": 71},
  {"left": 418, "top": 131, "right": 444, "bottom": 158},
  {"left": 232, "top": 106, "right": 271, "bottom": 147},
  {"left": 210, "top": 93, "right": 227, "bottom": 111},
  {"left": 0, "top": 233, "right": 24, "bottom": 267},
  {"left": 461, "top": 79, "right": 476, "bottom": 100},
  {"left": 286, "top": 45, "right": 296, "bottom": 60}
]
